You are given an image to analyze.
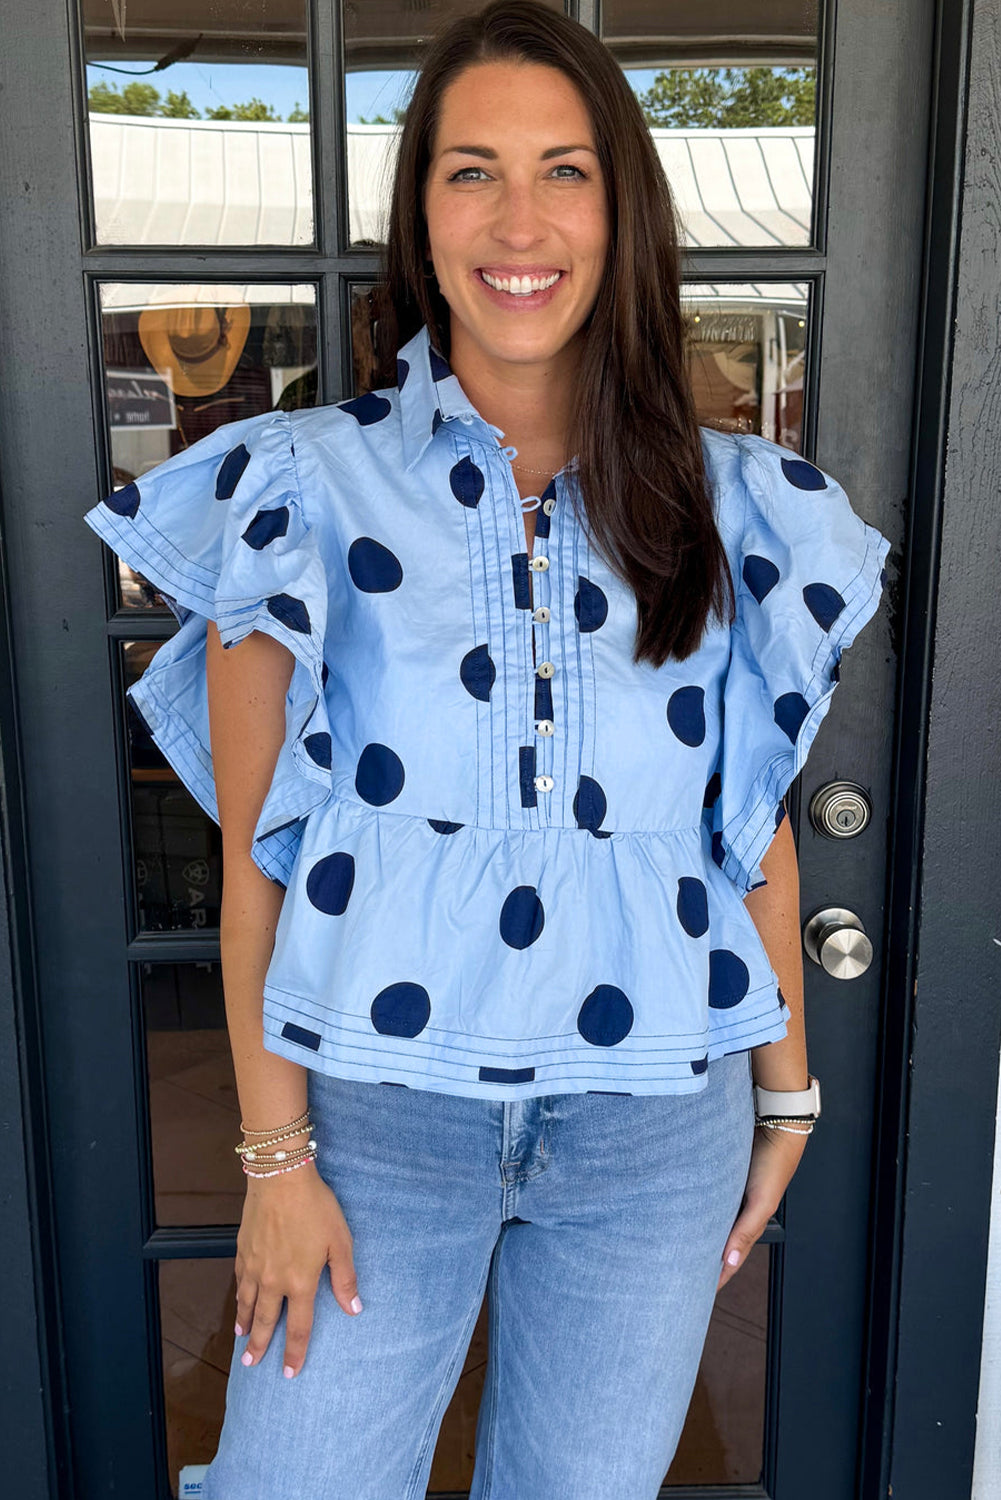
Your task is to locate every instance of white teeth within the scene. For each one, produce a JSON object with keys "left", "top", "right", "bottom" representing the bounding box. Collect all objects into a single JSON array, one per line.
[{"left": 481, "top": 270, "right": 561, "bottom": 295}]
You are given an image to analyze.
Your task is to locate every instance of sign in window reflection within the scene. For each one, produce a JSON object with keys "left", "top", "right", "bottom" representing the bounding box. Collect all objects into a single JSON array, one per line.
[
  {"left": 683, "top": 283, "right": 809, "bottom": 450},
  {"left": 99, "top": 282, "right": 317, "bottom": 609},
  {"left": 82, "top": 0, "right": 312, "bottom": 245}
]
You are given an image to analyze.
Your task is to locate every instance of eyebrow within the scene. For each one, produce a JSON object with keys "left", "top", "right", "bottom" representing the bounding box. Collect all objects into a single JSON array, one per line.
[{"left": 440, "top": 144, "right": 597, "bottom": 161}]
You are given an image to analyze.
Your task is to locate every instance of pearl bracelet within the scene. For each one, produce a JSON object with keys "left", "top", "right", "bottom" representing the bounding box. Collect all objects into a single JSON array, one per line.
[{"left": 755, "top": 1119, "right": 814, "bottom": 1135}]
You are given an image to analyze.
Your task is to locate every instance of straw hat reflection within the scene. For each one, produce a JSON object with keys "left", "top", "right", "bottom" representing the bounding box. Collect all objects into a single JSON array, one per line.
[{"left": 137, "top": 304, "right": 251, "bottom": 397}]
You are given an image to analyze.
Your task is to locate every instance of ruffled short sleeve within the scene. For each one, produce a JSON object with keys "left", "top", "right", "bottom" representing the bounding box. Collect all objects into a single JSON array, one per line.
[
  {"left": 83, "top": 411, "right": 330, "bottom": 886},
  {"left": 711, "top": 433, "right": 891, "bottom": 896}
]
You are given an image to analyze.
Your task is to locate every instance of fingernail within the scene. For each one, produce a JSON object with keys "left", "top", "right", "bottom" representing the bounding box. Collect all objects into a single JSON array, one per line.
[
  {"left": 283, "top": 1365, "right": 295, "bottom": 1380},
  {"left": 726, "top": 1249, "right": 741, "bottom": 1266},
  {"left": 241, "top": 1351, "right": 254, "bottom": 1367},
  {"left": 350, "top": 1295, "right": 363, "bottom": 1314},
  {"left": 234, "top": 1323, "right": 244, "bottom": 1338}
]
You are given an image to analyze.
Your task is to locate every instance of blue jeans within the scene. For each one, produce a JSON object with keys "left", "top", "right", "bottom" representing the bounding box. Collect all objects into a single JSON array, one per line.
[{"left": 203, "top": 1048, "right": 754, "bottom": 1500}]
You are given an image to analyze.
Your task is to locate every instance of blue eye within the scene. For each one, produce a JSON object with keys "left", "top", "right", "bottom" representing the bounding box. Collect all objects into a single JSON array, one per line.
[
  {"left": 448, "top": 167, "right": 488, "bottom": 182},
  {"left": 552, "top": 164, "right": 586, "bottom": 179}
]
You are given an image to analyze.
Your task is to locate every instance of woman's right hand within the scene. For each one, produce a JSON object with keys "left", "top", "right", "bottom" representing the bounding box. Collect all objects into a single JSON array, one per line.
[{"left": 235, "top": 1165, "right": 362, "bottom": 1378}]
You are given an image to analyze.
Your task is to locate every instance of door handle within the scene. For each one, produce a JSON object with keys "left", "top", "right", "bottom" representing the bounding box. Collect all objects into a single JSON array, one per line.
[{"left": 803, "top": 907, "right": 873, "bottom": 979}]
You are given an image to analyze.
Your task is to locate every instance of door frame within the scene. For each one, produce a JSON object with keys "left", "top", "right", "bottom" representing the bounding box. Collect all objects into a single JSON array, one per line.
[{"left": 0, "top": 1, "right": 998, "bottom": 1495}]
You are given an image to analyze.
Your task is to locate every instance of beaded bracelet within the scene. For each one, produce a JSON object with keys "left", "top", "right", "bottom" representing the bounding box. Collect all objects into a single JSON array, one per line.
[
  {"left": 235, "top": 1124, "right": 314, "bottom": 1158},
  {"left": 243, "top": 1153, "right": 318, "bottom": 1180},
  {"left": 240, "top": 1110, "right": 311, "bottom": 1139},
  {"left": 755, "top": 1119, "right": 814, "bottom": 1136},
  {"left": 239, "top": 1138, "right": 317, "bottom": 1165}
]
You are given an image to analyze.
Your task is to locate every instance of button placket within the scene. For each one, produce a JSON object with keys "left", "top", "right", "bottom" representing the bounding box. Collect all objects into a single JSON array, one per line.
[{"left": 529, "top": 504, "right": 556, "bottom": 807}]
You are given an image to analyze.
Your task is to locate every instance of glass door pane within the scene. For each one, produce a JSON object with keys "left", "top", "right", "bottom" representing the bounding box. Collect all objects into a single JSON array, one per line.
[
  {"left": 82, "top": 0, "right": 313, "bottom": 244},
  {"left": 603, "top": 0, "right": 819, "bottom": 247}
]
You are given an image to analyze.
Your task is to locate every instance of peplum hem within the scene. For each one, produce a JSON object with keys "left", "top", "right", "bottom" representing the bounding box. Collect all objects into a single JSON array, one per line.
[{"left": 256, "top": 791, "right": 792, "bottom": 1098}]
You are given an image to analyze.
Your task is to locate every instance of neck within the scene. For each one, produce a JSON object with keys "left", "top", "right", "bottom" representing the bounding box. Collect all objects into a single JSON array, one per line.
[{"left": 446, "top": 322, "right": 580, "bottom": 469}]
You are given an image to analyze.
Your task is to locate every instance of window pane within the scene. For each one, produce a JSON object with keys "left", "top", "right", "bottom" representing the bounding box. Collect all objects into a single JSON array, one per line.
[
  {"left": 98, "top": 282, "right": 318, "bottom": 610},
  {"left": 603, "top": 1, "right": 818, "bottom": 247},
  {"left": 342, "top": 0, "right": 565, "bottom": 246},
  {"left": 144, "top": 963, "right": 243, "bottom": 1227},
  {"left": 683, "top": 282, "right": 809, "bottom": 449},
  {"left": 124, "top": 640, "right": 222, "bottom": 935},
  {"left": 82, "top": 0, "right": 313, "bottom": 245},
  {"left": 160, "top": 1258, "right": 235, "bottom": 1496}
]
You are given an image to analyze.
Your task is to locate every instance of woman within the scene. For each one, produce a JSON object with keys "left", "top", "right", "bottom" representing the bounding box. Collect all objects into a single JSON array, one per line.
[{"left": 85, "top": 4, "right": 890, "bottom": 1496}]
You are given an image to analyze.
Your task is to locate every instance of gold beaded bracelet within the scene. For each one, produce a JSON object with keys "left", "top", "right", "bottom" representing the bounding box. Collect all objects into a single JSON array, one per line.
[{"left": 240, "top": 1110, "right": 312, "bottom": 1139}]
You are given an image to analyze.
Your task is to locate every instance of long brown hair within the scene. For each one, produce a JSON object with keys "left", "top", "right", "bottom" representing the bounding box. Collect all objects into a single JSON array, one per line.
[{"left": 380, "top": 0, "right": 735, "bottom": 666}]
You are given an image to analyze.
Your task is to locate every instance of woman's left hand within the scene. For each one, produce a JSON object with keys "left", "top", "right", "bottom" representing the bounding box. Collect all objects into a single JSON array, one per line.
[{"left": 716, "top": 1124, "right": 811, "bottom": 1291}]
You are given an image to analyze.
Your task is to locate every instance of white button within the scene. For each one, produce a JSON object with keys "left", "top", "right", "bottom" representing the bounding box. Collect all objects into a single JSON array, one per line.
[
  {"left": 536, "top": 719, "right": 555, "bottom": 736},
  {"left": 529, "top": 555, "right": 550, "bottom": 572},
  {"left": 535, "top": 774, "right": 555, "bottom": 793},
  {"left": 532, "top": 606, "right": 551, "bottom": 624},
  {"left": 542, "top": 497, "right": 557, "bottom": 516},
  {"left": 459, "top": 413, "right": 475, "bottom": 424},
  {"left": 537, "top": 661, "right": 555, "bottom": 679}
]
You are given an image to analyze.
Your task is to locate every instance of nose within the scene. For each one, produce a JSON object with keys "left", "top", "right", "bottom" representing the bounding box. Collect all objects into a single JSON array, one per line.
[{"left": 492, "top": 179, "right": 545, "bottom": 249}]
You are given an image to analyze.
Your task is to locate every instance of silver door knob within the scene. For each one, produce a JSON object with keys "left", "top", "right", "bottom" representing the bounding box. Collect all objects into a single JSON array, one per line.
[{"left": 803, "top": 907, "right": 874, "bottom": 979}]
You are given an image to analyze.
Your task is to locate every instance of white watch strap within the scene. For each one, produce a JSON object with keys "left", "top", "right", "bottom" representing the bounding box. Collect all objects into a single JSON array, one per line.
[{"left": 753, "top": 1075, "right": 821, "bottom": 1118}]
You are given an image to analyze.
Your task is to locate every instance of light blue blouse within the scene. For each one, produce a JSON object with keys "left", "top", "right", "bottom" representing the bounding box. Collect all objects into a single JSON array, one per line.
[{"left": 85, "top": 324, "right": 890, "bottom": 1099}]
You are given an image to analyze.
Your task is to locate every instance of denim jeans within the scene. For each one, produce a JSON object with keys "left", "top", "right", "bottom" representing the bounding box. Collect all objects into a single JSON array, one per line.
[{"left": 202, "top": 1048, "right": 754, "bottom": 1500}]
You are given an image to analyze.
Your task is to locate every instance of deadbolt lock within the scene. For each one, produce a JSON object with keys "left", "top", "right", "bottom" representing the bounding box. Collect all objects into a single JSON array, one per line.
[{"left": 809, "top": 781, "right": 872, "bottom": 839}]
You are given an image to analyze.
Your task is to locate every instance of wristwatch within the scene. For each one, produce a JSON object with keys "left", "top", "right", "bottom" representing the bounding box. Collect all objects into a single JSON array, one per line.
[{"left": 753, "top": 1075, "right": 822, "bottom": 1120}]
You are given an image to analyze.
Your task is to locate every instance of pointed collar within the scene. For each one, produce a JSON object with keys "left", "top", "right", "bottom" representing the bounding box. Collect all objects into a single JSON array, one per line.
[{"left": 396, "top": 324, "right": 504, "bottom": 472}]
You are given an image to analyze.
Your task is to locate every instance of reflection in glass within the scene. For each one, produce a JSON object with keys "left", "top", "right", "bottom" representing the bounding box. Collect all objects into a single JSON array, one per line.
[
  {"left": 683, "top": 283, "right": 809, "bottom": 449},
  {"left": 124, "top": 641, "right": 222, "bottom": 935},
  {"left": 342, "top": 0, "right": 564, "bottom": 245},
  {"left": 145, "top": 964, "right": 242, "bottom": 1229},
  {"left": 160, "top": 1257, "right": 235, "bottom": 1495},
  {"left": 82, "top": 0, "right": 312, "bottom": 245},
  {"left": 99, "top": 283, "right": 317, "bottom": 608},
  {"left": 604, "top": 0, "right": 818, "bottom": 247},
  {"left": 349, "top": 278, "right": 809, "bottom": 452}
]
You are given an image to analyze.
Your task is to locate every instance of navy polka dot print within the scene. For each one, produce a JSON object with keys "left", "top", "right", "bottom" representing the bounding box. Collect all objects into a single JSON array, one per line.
[
  {"left": 355, "top": 743, "right": 405, "bottom": 805},
  {"left": 574, "top": 576, "right": 608, "bottom": 632},
  {"left": 348, "top": 537, "right": 403, "bottom": 592},
  {"left": 242, "top": 506, "right": 289, "bottom": 550},
  {"left": 449, "top": 457, "right": 485, "bottom": 508},
  {"left": 781, "top": 456, "right": 827, "bottom": 491},
  {"left": 667, "top": 685, "right": 706, "bottom": 746},
  {"left": 743, "top": 554, "right": 780, "bottom": 602},
  {"left": 306, "top": 852, "right": 355, "bottom": 916},
  {"left": 215, "top": 444, "right": 251, "bottom": 499},
  {"left": 104, "top": 481, "right": 140, "bottom": 518},
  {"left": 573, "top": 775, "right": 607, "bottom": 834},
  {"left": 577, "top": 985, "right": 634, "bottom": 1046},
  {"left": 303, "top": 732, "right": 332, "bottom": 769},
  {"left": 499, "top": 886, "right": 545, "bottom": 949},
  {"left": 676, "top": 877, "right": 709, "bottom": 938},
  {"left": 80, "top": 324, "right": 891, "bottom": 1102},
  {"left": 803, "top": 582, "right": 846, "bottom": 630},
  {"left": 708, "top": 949, "right": 750, "bottom": 1009},
  {"left": 371, "top": 982, "right": 431, "bottom": 1038},
  {"left": 459, "top": 644, "right": 495, "bottom": 702},
  {"left": 267, "top": 593, "right": 310, "bottom": 634},
  {"left": 339, "top": 392, "right": 392, "bottom": 426},
  {"left": 774, "top": 692, "right": 810, "bottom": 743}
]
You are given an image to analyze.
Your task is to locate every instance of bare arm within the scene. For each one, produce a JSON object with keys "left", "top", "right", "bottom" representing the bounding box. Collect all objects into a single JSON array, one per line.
[
  {"left": 717, "top": 805, "right": 811, "bottom": 1289},
  {"left": 206, "top": 622, "right": 361, "bottom": 1375}
]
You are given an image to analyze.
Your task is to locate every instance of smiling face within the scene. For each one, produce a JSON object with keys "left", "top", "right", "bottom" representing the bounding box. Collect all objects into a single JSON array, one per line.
[{"left": 423, "top": 60, "right": 610, "bottom": 381}]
